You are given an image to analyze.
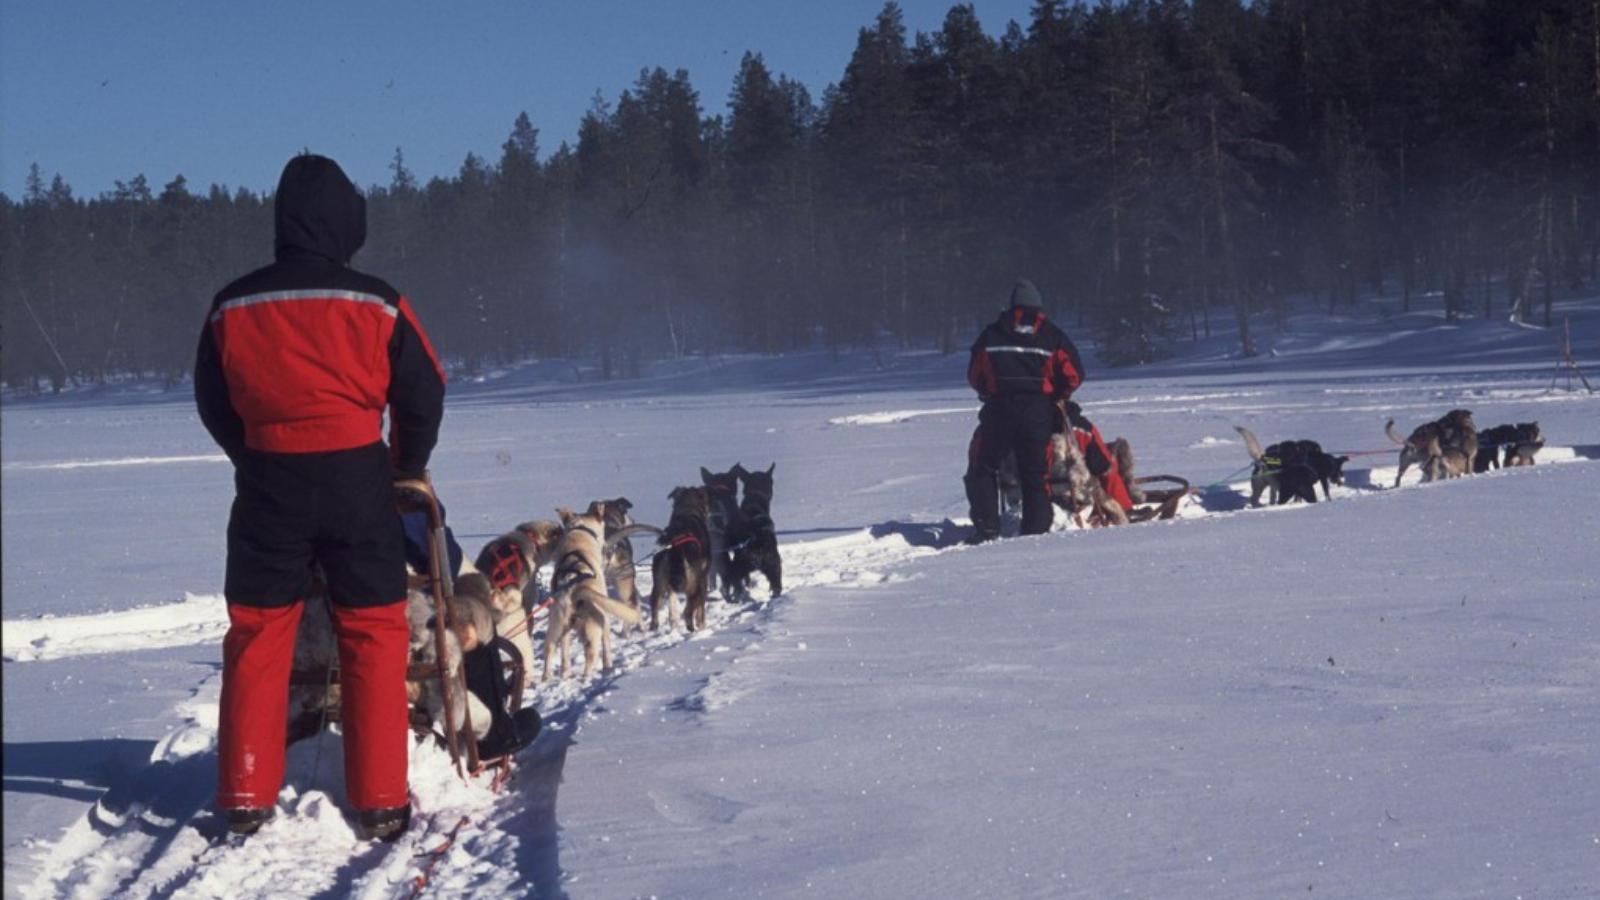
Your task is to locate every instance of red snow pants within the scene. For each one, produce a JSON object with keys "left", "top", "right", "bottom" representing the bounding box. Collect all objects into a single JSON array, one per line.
[
  {"left": 218, "top": 601, "right": 410, "bottom": 809},
  {"left": 216, "top": 442, "right": 411, "bottom": 812}
]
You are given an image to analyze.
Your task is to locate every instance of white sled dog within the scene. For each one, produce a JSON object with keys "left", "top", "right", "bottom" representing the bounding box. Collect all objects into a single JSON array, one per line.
[{"left": 543, "top": 502, "right": 645, "bottom": 680}]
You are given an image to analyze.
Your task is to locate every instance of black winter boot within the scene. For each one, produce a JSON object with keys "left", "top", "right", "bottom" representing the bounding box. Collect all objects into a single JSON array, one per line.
[
  {"left": 225, "top": 806, "right": 275, "bottom": 835},
  {"left": 355, "top": 805, "right": 411, "bottom": 842}
]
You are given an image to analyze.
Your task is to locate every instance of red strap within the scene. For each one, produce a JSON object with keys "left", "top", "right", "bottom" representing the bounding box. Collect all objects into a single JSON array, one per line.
[{"left": 487, "top": 542, "right": 528, "bottom": 590}]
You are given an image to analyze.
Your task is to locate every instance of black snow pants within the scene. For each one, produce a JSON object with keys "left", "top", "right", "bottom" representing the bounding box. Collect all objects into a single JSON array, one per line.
[
  {"left": 224, "top": 441, "right": 406, "bottom": 609},
  {"left": 965, "top": 395, "right": 1056, "bottom": 538}
]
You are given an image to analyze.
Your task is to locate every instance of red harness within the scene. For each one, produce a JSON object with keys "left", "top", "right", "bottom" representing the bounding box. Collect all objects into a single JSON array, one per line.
[
  {"left": 668, "top": 533, "right": 703, "bottom": 550},
  {"left": 484, "top": 541, "right": 529, "bottom": 591}
]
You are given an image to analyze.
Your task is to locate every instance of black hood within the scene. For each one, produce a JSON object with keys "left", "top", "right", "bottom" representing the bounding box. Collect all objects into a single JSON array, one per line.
[
  {"left": 274, "top": 155, "right": 366, "bottom": 264},
  {"left": 998, "top": 305, "right": 1047, "bottom": 335}
]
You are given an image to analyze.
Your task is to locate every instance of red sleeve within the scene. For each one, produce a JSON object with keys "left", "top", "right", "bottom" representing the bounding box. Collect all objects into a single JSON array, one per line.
[{"left": 1052, "top": 348, "right": 1082, "bottom": 396}]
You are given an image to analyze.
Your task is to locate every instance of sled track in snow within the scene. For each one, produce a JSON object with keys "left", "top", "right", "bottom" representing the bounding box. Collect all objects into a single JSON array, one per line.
[{"left": 18, "top": 449, "right": 1600, "bottom": 897}]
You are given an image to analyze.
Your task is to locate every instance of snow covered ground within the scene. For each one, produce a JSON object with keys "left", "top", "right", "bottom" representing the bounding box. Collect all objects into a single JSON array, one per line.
[{"left": 4, "top": 297, "right": 1599, "bottom": 898}]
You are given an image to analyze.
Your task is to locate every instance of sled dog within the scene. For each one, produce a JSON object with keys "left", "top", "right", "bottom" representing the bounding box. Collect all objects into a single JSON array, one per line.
[
  {"left": 513, "top": 519, "right": 565, "bottom": 570},
  {"left": 1237, "top": 427, "right": 1348, "bottom": 505},
  {"left": 1476, "top": 422, "right": 1543, "bottom": 471},
  {"left": 472, "top": 531, "right": 539, "bottom": 668},
  {"left": 600, "top": 497, "right": 645, "bottom": 626},
  {"left": 651, "top": 486, "right": 713, "bottom": 632},
  {"left": 543, "top": 502, "right": 642, "bottom": 680},
  {"left": 727, "top": 464, "right": 783, "bottom": 599},
  {"left": 1387, "top": 410, "right": 1476, "bottom": 486},
  {"left": 1504, "top": 421, "right": 1544, "bottom": 466},
  {"left": 1426, "top": 434, "right": 1472, "bottom": 479},
  {"left": 700, "top": 465, "right": 744, "bottom": 599}
]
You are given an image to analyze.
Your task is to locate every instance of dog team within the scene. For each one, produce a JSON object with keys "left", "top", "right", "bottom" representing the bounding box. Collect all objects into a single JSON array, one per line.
[
  {"left": 1232, "top": 410, "right": 1545, "bottom": 508},
  {"left": 474, "top": 463, "right": 781, "bottom": 672}
]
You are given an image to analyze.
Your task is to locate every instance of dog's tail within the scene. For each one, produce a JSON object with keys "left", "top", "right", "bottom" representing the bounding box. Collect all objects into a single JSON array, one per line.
[
  {"left": 577, "top": 587, "right": 643, "bottom": 626},
  {"left": 1384, "top": 419, "right": 1408, "bottom": 446},
  {"left": 605, "top": 523, "right": 661, "bottom": 552},
  {"left": 1234, "top": 426, "right": 1265, "bottom": 461}
]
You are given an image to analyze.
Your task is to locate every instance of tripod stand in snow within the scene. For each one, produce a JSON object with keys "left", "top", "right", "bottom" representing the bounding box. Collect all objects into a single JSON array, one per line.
[{"left": 1547, "top": 318, "right": 1594, "bottom": 394}]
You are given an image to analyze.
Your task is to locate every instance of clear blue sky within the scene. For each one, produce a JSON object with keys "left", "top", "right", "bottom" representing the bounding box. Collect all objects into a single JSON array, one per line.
[{"left": 0, "top": 0, "right": 1035, "bottom": 199}]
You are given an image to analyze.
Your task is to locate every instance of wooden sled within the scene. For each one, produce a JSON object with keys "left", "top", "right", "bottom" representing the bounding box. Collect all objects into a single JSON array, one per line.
[{"left": 289, "top": 473, "right": 527, "bottom": 785}]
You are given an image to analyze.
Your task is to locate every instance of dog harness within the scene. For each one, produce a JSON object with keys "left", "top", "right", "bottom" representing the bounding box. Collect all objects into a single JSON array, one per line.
[
  {"left": 551, "top": 555, "right": 594, "bottom": 594},
  {"left": 483, "top": 540, "right": 530, "bottom": 591}
]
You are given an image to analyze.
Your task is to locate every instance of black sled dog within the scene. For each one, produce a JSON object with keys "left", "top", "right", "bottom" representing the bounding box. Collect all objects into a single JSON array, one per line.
[
  {"left": 1474, "top": 422, "right": 1543, "bottom": 472},
  {"left": 727, "top": 463, "right": 782, "bottom": 600},
  {"left": 1236, "top": 427, "right": 1348, "bottom": 505},
  {"left": 700, "top": 465, "right": 745, "bottom": 600}
]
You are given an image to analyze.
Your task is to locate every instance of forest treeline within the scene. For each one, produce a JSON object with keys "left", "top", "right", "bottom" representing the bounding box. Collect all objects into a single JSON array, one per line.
[{"left": 4, "top": 0, "right": 1598, "bottom": 391}]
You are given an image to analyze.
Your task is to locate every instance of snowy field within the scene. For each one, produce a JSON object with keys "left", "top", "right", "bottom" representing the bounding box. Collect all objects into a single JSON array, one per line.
[{"left": 4, "top": 298, "right": 1600, "bottom": 898}]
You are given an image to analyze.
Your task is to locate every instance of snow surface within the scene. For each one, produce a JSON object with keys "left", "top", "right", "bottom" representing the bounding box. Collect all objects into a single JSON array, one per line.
[{"left": 4, "top": 299, "right": 1600, "bottom": 898}]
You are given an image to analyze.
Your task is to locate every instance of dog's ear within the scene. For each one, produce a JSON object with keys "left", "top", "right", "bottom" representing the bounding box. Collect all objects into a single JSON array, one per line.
[
  {"left": 615, "top": 497, "right": 633, "bottom": 513},
  {"left": 668, "top": 486, "right": 682, "bottom": 501},
  {"left": 766, "top": 462, "right": 775, "bottom": 476},
  {"left": 700, "top": 466, "right": 714, "bottom": 483},
  {"left": 586, "top": 500, "right": 607, "bottom": 518},
  {"left": 555, "top": 506, "right": 573, "bottom": 524},
  {"left": 731, "top": 463, "right": 748, "bottom": 477}
]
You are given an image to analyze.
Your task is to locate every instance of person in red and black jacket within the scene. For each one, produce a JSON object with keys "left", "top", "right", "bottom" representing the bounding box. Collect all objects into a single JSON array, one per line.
[
  {"left": 964, "top": 279, "right": 1084, "bottom": 541},
  {"left": 194, "top": 154, "right": 445, "bottom": 841}
]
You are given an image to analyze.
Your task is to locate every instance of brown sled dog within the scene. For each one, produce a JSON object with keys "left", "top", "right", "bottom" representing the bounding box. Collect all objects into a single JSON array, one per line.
[
  {"left": 652, "top": 486, "right": 713, "bottom": 632},
  {"left": 1426, "top": 434, "right": 1472, "bottom": 479},
  {"left": 543, "top": 502, "right": 643, "bottom": 680},
  {"left": 1387, "top": 410, "right": 1477, "bottom": 486},
  {"left": 513, "top": 519, "right": 565, "bottom": 570}
]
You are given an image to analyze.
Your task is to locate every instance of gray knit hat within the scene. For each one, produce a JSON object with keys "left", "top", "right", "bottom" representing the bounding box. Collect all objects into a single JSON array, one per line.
[{"left": 1009, "top": 279, "right": 1043, "bottom": 309}]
